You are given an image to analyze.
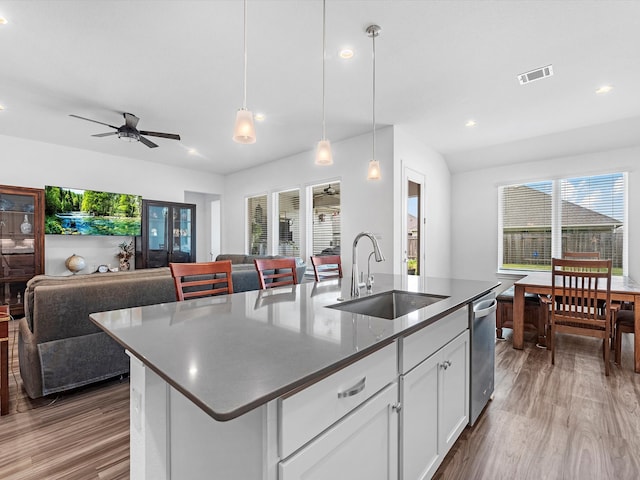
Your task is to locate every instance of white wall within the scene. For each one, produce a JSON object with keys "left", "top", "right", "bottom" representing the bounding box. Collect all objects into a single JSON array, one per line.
[
  {"left": 223, "top": 127, "right": 395, "bottom": 274},
  {"left": 393, "top": 127, "right": 452, "bottom": 278},
  {"left": 451, "top": 145, "right": 639, "bottom": 285},
  {"left": 0, "top": 134, "right": 224, "bottom": 275}
]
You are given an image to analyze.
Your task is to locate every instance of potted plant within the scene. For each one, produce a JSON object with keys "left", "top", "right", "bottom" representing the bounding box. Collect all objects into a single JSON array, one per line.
[{"left": 117, "top": 240, "right": 134, "bottom": 271}]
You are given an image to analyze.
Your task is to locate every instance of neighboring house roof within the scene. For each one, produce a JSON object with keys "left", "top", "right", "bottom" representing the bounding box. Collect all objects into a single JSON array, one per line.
[
  {"left": 408, "top": 213, "right": 418, "bottom": 231},
  {"left": 503, "top": 185, "right": 622, "bottom": 229}
]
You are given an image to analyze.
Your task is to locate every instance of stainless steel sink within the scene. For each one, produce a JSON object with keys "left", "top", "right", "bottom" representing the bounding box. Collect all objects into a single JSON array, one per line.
[{"left": 326, "top": 290, "right": 449, "bottom": 320}]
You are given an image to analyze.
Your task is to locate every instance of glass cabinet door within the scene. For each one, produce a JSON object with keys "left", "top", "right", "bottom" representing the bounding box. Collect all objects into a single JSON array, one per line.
[
  {"left": 136, "top": 199, "right": 196, "bottom": 268},
  {"left": 0, "top": 185, "right": 44, "bottom": 317}
]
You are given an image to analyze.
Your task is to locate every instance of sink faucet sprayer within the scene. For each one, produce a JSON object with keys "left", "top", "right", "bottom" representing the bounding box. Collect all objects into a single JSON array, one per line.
[{"left": 351, "top": 232, "right": 385, "bottom": 298}]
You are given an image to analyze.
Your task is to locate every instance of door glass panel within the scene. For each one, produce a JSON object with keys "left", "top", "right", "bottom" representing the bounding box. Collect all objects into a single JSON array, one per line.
[
  {"left": 147, "top": 205, "right": 168, "bottom": 250},
  {"left": 311, "top": 183, "right": 340, "bottom": 256},
  {"left": 278, "top": 190, "right": 300, "bottom": 256},
  {"left": 175, "top": 207, "right": 192, "bottom": 254},
  {"left": 407, "top": 180, "right": 420, "bottom": 276},
  {"left": 248, "top": 195, "right": 267, "bottom": 255}
]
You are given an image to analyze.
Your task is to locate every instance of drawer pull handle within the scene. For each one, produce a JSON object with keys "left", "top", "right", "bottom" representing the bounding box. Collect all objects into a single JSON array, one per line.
[
  {"left": 441, "top": 360, "right": 452, "bottom": 370},
  {"left": 337, "top": 377, "right": 366, "bottom": 398}
]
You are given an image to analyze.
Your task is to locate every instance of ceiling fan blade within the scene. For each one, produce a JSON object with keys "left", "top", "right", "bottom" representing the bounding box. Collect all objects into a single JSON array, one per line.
[
  {"left": 69, "top": 114, "right": 118, "bottom": 129},
  {"left": 123, "top": 112, "right": 140, "bottom": 129},
  {"left": 92, "top": 132, "right": 118, "bottom": 137},
  {"left": 139, "top": 136, "right": 159, "bottom": 148},
  {"left": 139, "top": 130, "right": 181, "bottom": 141}
]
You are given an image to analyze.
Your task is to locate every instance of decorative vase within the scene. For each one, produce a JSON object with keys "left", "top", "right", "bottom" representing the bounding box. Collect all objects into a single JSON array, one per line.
[
  {"left": 65, "top": 254, "right": 86, "bottom": 274},
  {"left": 20, "top": 215, "right": 32, "bottom": 234},
  {"left": 119, "top": 258, "right": 130, "bottom": 272}
]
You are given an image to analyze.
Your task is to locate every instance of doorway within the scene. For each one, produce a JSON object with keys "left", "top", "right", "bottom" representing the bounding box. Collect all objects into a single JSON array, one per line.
[{"left": 402, "top": 168, "right": 425, "bottom": 281}]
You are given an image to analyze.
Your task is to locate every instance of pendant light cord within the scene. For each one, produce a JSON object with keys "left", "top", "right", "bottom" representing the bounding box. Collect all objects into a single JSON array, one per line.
[
  {"left": 321, "top": 0, "right": 327, "bottom": 140},
  {"left": 242, "top": 0, "right": 248, "bottom": 109},
  {"left": 372, "top": 29, "right": 377, "bottom": 160}
]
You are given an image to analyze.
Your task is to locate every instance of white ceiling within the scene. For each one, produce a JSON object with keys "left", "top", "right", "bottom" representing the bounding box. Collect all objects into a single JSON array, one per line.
[{"left": 1, "top": 1, "right": 639, "bottom": 175}]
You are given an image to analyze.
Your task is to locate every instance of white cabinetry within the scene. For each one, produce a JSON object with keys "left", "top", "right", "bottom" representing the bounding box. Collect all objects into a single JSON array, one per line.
[
  {"left": 279, "top": 342, "right": 398, "bottom": 479},
  {"left": 279, "top": 383, "right": 398, "bottom": 480},
  {"left": 400, "top": 307, "right": 470, "bottom": 480}
]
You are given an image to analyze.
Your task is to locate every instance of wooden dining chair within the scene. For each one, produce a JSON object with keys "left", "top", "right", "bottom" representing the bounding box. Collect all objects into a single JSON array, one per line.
[
  {"left": 614, "top": 307, "right": 634, "bottom": 366},
  {"left": 310, "top": 255, "right": 342, "bottom": 282},
  {"left": 549, "top": 258, "right": 613, "bottom": 375},
  {"left": 170, "top": 260, "right": 234, "bottom": 301},
  {"left": 254, "top": 257, "right": 298, "bottom": 290},
  {"left": 540, "top": 252, "right": 603, "bottom": 346}
]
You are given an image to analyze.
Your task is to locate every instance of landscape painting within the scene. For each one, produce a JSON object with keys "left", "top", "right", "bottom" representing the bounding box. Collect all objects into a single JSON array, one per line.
[{"left": 45, "top": 186, "right": 142, "bottom": 236}]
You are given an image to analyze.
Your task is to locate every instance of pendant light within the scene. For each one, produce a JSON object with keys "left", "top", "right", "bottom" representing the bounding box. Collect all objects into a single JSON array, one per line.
[
  {"left": 233, "top": 0, "right": 256, "bottom": 144},
  {"left": 366, "top": 24, "right": 381, "bottom": 180},
  {"left": 315, "top": 0, "right": 333, "bottom": 165}
]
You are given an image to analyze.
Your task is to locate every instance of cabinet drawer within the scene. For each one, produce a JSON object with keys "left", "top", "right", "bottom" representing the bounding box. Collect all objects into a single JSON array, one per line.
[
  {"left": 401, "top": 306, "right": 468, "bottom": 374},
  {"left": 279, "top": 342, "right": 397, "bottom": 459}
]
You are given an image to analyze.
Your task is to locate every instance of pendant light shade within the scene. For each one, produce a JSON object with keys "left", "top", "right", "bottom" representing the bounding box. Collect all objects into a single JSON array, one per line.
[
  {"left": 316, "top": 139, "right": 333, "bottom": 165},
  {"left": 234, "top": 108, "right": 256, "bottom": 144},
  {"left": 366, "top": 24, "right": 381, "bottom": 180},
  {"left": 367, "top": 159, "right": 381, "bottom": 180},
  {"left": 233, "top": 0, "right": 256, "bottom": 144},
  {"left": 315, "top": 0, "right": 333, "bottom": 165}
]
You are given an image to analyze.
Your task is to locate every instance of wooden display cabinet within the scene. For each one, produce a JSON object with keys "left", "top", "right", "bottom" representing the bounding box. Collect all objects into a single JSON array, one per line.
[
  {"left": 0, "top": 185, "right": 45, "bottom": 317},
  {"left": 135, "top": 199, "right": 196, "bottom": 269}
]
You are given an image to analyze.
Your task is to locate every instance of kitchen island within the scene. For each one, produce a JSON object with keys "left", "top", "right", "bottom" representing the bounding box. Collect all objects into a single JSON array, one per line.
[{"left": 91, "top": 274, "right": 498, "bottom": 480}]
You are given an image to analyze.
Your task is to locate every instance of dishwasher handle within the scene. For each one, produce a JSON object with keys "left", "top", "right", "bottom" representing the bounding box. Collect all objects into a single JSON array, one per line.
[{"left": 473, "top": 298, "right": 497, "bottom": 317}]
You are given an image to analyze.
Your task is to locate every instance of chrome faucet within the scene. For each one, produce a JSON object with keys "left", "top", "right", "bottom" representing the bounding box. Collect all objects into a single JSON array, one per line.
[{"left": 351, "top": 232, "right": 385, "bottom": 298}]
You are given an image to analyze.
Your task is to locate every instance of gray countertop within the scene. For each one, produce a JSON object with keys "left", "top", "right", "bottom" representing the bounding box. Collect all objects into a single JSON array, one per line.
[{"left": 90, "top": 274, "right": 499, "bottom": 421}]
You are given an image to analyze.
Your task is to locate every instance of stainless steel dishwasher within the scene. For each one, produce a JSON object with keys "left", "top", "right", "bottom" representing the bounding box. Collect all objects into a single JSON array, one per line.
[{"left": 469, "top": 291, "right": 497, "bottom": 426}]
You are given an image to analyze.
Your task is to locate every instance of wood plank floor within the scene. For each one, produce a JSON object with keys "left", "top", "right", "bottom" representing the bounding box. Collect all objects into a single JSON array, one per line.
[{"left": 1, "top": 318, "right": 639, "bottom": 479}]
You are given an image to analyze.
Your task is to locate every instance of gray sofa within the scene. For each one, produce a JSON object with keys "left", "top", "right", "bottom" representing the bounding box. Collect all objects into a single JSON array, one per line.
[
  {"left": 19, "top": 268, "right": 177, "bottom": 399},
  {"left": 215, "top": 254, "right": 307, "bottom": 290}
]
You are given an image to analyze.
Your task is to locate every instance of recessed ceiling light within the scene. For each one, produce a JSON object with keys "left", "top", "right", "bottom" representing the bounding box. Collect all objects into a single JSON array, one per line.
[
  {"left": 339, "top": 48, "right": 354, "bottom": 59},
  {"left": 187, "top": 148, "right": 198, "bottom": 155},
  {"left": 465, "top": 120, "right": 477, "bottom": 127},
  {"left": 0, "top": 17, "right": 7, "bottom": 25},
  {"left": 254, "top": 113, "right": 265, "bottom": 121},
  {"left": 0, "top": 105, "right": 4, "bottom": 111},
  {"left": 595, "top": 85, "right": 613, "bottom": 95}
]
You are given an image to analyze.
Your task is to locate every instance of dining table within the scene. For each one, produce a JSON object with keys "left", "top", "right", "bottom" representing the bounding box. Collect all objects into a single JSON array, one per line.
[{"left": 513, "top": 272, "right": 640, "bottom": 373}]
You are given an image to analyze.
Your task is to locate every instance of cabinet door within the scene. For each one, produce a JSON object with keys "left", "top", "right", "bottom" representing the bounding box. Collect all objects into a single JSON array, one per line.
[
  {"left": 279, "top": 384, "right": 398, "bottom": 480},
  {"left": 0, "top": 185, "right": 44, "bottom": 317},
  {"left": 402, "top": 352, "right": 441, "bottom": 480},
  {"left": 439, "top": 330, "right": 469, "bottom": 453},
  {"left": 401, "top": 330, "right": 469, "bottom": 480},
  {"left": 137, "top": 200, "right": 196, "bottom": 268}
]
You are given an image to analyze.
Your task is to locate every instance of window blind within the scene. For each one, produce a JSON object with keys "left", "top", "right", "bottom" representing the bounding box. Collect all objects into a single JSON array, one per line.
[
  {"left": 247, "top": 195, "right": 267, "bottom": 255},
  {"left": 561, "top": 173, "right": 624, "bottom": 271},
  {"left": 501, "top": 181, "right": 552, "bottom": 269},
  {"left": 311, "top": 183, "right": 341, "bottom": 256},
  {"left": 277, "top": 189, "right": 300, "bottom": 256}
]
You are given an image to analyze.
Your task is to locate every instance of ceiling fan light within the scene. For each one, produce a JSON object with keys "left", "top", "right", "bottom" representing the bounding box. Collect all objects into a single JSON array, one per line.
[
  {"left": 315, "top": 139, "right": 333, "bottom": 165},
  {"left": 367, "top": 159, "right": 381, "bottom": 180},
  {"left": 117, "top": 130, "right": 140, "bottom": 142},
  {"left": 233, "top": 108, "right": 256, "bottom": 144}
]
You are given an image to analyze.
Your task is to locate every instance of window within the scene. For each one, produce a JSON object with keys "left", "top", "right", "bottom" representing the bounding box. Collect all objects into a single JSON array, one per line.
[
  {"left": 500, "top": 173, "right": 626, "bottom": 274},
  {"left": 311, "top": 182, "right": 341, "bottom": 256},
  {"left": 277, "top": 189, "right": 300, "bottom": 256},
  {"left": 247, "top": 195, "right": 267, "bottom": 255}
]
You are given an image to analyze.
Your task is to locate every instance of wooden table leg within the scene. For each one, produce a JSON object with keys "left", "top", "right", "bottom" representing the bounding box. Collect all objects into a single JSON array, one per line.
[
  {"left": 513, "top": 284, "right": 525, "bottom": 350},
  {"left": 635, "top": 296, "right": 640, "bottom": 374}
]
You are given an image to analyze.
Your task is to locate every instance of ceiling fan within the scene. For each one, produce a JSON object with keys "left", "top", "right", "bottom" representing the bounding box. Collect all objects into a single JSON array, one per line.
[
  {"left": 314, "top": 184, "right": 340, "bottom": 198},
  {"left": 69, "top": 112, "right": 181, "bottom": 148}
]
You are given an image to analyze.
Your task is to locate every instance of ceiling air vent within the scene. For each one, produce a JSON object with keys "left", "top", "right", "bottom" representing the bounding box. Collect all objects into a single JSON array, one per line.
[{"left": 517, "top": 64, "right": 553, "bottom": 85}]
